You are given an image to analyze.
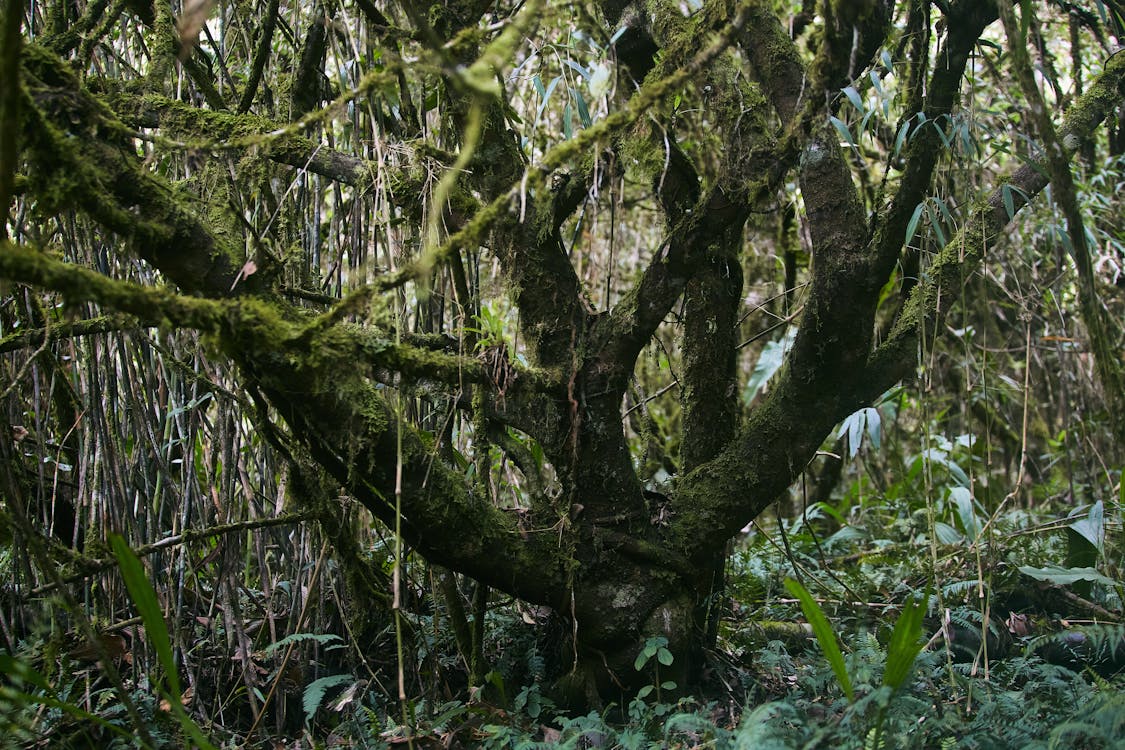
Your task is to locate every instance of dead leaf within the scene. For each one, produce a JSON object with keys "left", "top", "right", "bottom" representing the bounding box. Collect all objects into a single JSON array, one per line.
[
  {"left": 229, "top": 259, "right": 258, "bottom": 292},
  {"left": 177, "top": 0, "right": 217, "bottom": 58},
  {"left": 1006, "top": 612, "right": 1032, "bottom": 637}
]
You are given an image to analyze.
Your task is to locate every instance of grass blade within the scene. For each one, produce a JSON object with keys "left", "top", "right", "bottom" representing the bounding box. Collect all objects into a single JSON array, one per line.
[{"left": 785, "top": 578, "right": 853, "bottom": 701}]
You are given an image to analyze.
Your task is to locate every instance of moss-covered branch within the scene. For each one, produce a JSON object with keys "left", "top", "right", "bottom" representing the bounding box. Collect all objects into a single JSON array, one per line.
[
  {"left": 39, "top": 0, "right": 113, "bottom": 56},
  {"left": 0, "top": 242, "right": 228, "bottom": 328},
  {"left": 594, "top": 2, "right": 782, "bottom": 389},
  {"left": 0, "top": 242, "right": 560, "bottom": 400},
  {"left": 0, "top": 240, "right": 573, "bottom": 601},
  {"left": 248, "top": 346, "right": 572, "bottom": 605},
  {"left": 21, "top": 45, "right": 247, "bottom": 297},
  {"left": 237, "top": 0, "right": 280, "bottom": 113},
  {"left": 105, "top": 91, "right": 479, "bottom": 219},
  {"left": 0, "top": 314, "right": 138, "bottom": 353},
  {"left": 0, "top": 0, "right": 23, "bottom": 239}
]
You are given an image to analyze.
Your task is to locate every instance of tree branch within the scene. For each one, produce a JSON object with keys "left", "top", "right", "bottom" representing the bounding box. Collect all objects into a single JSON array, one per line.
[
  {"left": 594, "top": 2, "right": 780, "bottom": 388},
  {"left": 251, "top": 358, "right": 571, "bottom": 605},
  {"left": 237, "top": 0, "right": 281, "bottom": 113},
  {"left": 0, "top": 239, "right": 574, "bottom": 602},
  {"left": 0, "top": 315, "right": 137, "bottom": 353}
]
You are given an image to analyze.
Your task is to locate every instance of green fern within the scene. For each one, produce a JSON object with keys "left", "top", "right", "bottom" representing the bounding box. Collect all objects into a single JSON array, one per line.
[
  {"left": 302, "top": 673, "right": 359, "bottom": 721},
  {"left": 1027, "top": 623, "right": 1125, "bottom": 675}
]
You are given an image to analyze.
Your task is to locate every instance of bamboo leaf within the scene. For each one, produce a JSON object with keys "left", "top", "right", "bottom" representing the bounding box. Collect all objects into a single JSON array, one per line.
[
  {"left": 830, "top": 115, "right": 856, "bottom": 148},
  {"left": 893, "top": 121, "right": 910, "bottom": 157},
  {"left": 574, "top": 89, "right": 592, "bottom": 128},
  {"left": 264, "top": 632, "right": 345, "bottom": 655},
  {"left": 904, "top": 201, "right": 925, "bottom": 248}
]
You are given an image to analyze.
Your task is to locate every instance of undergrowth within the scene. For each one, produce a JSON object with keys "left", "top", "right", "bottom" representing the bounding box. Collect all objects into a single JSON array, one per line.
[{"left": 8, "top": 480, "right": 1123, "bottom": 749}]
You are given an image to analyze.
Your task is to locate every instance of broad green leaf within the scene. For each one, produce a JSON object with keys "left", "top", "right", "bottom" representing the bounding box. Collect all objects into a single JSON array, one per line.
[
  {"left": 865, "top": 407, "right": 882, "bottom": 451},
  {"left": 893, "top": 121, "right": 910, "bottom": 157},
  {"left": 1018, "top": 565, "right": 1116, "bottom": 587},
  {"left": 784, "top": 578, "right": 853, "bottom": 701},
  {"left": 933, "top": 195, "right": 955, "bottom": 226},
  {"left": 534, "top": 75, "right": 562, "bottom": 123},
  {"left": 869, "top": 70, "right": 885, "bottom": 97},
  {"left": 812, "top": 501, "right": 847, "bottom": 525},
  {"left": 935, "top": 522, "right": 964, "bottom": 545},
  {"left": 745, "top": 328, "right": 795, "bottom": 400},
  {"left": 934, "top": 118, "right": 952, "bottom": 149},
  {"left": 861, "top": 109, "right": 875, "bottom": 136},
  {"left": 927, "top": 203, "right": 947, "bottom": 247},
  {"left": 950, "top": 486, "right": 979, "bottom": 540},
  {"left": 563, "top": 59, "right": 589, "bottom": 80},
  {"left": 574, "top": 90, "right": 592, "bottom": 128},
  {"left": 947, "top": 461, "right": 970, "bottom": 488},
  {"left": 1068, "top": 500, "right": 1105, "bottom": 554},
  {"left": 1002, "top": 184, "right": 1016, "bottom": 220},
  {"left": 1001, "top": 183, "right": 1030, "bottom": 220},
  {"left": 830, "top": 115, "right": 856, "bottom": 147},
  {"left": 958, "top": 120, "right": 975, "bottom": 154},
  {"left": 847, "top": 410, "right": 863, "bottom": 458},
  {"left": 1065, "top": 524, "right": 1099, "bottom": 597},
  {"left": 112, "top": 534, "right": 218, "bottom": 749}
]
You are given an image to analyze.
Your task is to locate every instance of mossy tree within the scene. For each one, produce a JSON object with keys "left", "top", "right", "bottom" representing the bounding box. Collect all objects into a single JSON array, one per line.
[{"left": 2, "top": 0, "right": 1123, "bottom": 706}]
